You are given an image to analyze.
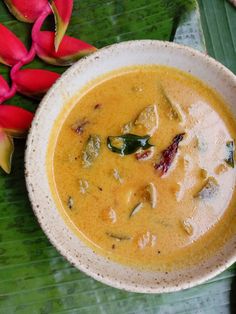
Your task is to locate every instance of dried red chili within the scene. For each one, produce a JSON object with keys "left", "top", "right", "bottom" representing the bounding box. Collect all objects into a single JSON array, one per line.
[
  {"left": 135, "top": 149, "right": 153, "bottom": 160},
  {"left": 71, "top": 119, "right": 89, "bottom": 135},
  {"left": 154, "top": 133, "right": 185, "bottom": 176}
]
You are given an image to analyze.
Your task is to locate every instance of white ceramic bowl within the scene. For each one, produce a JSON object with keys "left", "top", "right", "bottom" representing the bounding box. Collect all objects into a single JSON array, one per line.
[{"left": 25, "top": 40, "right": 236, "bottom": 293}]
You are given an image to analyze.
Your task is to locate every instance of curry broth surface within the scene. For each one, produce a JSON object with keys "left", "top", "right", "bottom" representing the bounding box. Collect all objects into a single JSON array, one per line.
[{"left": 48, "top": 66, "right": 236, "bottom": 271}]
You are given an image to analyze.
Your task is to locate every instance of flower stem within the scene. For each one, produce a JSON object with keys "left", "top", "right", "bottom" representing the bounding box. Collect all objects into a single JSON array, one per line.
[{"left": 32, "top": 4, "right": 52, "bottom": 43}]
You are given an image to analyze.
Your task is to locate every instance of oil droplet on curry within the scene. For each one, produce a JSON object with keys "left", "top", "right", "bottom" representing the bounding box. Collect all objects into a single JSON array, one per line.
[{"left": 48, "top": 66, "right": 236, "bottom": 271}]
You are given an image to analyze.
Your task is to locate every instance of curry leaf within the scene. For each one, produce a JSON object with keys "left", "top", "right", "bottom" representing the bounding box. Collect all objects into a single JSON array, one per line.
[{"left": 107, "top": 134, "right": 153, "bottom": 156}]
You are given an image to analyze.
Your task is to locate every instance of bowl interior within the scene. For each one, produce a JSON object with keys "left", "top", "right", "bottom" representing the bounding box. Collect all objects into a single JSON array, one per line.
[{"left": 25, "top": 40, "right": 236, "bottom": 293}]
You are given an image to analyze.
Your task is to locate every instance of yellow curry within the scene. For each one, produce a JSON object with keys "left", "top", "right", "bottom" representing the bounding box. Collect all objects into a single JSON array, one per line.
[{"left": 47, "top": 66, "right": 236, "bottom": 271}]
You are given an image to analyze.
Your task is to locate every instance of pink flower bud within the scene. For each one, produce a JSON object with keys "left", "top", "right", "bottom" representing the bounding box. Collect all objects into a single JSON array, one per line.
[
  {"left": 35, "top": 31, "right": 97, "bottom": 66},
  {"left": 0, "top": 105, "right": 34, "bottom": 138},
  {"left": 14, "top": 69, "right": 60, "bottom": 99},
  {"left": 3, "top": 0, "right": 48, "bottom": 23},
  {"left": 0, "top": 23, "right": 28, "bottom": 66}
]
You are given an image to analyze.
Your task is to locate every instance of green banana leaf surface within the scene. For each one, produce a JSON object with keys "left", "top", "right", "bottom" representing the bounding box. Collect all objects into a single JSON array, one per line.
[{"left": 0, "top": 0, "right": 236, "bottom": 313}]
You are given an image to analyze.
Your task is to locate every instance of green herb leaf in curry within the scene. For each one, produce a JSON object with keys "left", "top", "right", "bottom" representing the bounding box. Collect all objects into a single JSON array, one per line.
[{"left": 107, "top": 133, "right": 153, "bottom": 156}]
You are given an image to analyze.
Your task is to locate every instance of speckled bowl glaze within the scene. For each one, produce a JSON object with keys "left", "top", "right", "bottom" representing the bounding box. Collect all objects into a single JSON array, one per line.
[{"left": 25, "top": 40, "right": 236, "bottom": 293}]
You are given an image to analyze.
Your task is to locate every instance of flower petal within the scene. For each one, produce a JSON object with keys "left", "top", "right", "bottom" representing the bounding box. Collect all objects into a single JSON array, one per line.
[
  {"left": 0, "top": 105, "right": 34, "bottom": 138},
  {"left": 35, "top": 31, "right": 97, "bottom": 66},
  {"left": 50, "top": 0, "right": 73, "bottom": 51},
  {"left": 3, "top": 0, "right": 48, "bottom": 23},
  {"left": 14, "top": 69, "right": 60, "bottom": 99},
  {"left": 0, "top": 75, "right": 10, "bottom": 97},
  {"left": 0, "top": 128, "right": 14, "bottom": 174},
  {"left": 0, "top": 23, "right": 28, "bottom": 66}
]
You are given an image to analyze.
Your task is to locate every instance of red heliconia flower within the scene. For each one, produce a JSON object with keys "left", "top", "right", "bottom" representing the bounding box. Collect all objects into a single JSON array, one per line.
[
  {"left": 0, "top": 105, "right": 34, "bottom": 174},
  {"left": 0, "top": 0, "right": 97, "bottom": 174},
  {"left": 0, "top": 23, "right": 28, "bottom": 66},
  {"left": 3, "top": 0, "right": 48, "bottom": 23},
  {"left": 50, "top": 0, "right": 73, "bottom": 51},
  {"left": 35, "top": 31, "right": 97, "bottom": 66},
  {"left": 0, "top": 127, "right": 14, "bottom": 174},
  {"left": 0, "top": 75, "right": 10, "bottom": 98},
  {"left": 14, "top": 69, "right": 60, "bottom": 99},
  {"left": 0, "top": 105, "right": 34, "bottom": 138}
]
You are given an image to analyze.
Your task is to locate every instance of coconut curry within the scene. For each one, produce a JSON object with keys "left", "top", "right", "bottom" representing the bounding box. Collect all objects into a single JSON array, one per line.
[{"left": 47, "top": 66, "right": 236, "bottom": 271}]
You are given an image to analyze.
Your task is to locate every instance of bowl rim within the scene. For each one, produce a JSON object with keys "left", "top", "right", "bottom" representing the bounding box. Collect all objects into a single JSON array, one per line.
[{"left": 25, "top": 39, "right": 236, "bottom": 294}]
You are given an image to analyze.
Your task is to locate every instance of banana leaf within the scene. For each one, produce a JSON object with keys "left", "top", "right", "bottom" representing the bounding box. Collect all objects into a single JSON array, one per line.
[
  {"left": 199, "top": 0, "right": 236, "bottom": 74},
  {"left": 0, "top": 0, "right": 236, "bottom": 313}
]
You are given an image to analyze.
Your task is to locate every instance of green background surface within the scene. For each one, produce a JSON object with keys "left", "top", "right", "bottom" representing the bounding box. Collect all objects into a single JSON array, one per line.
[{"left": 0, "top": 0, "right": 236, "bottom": 313}]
